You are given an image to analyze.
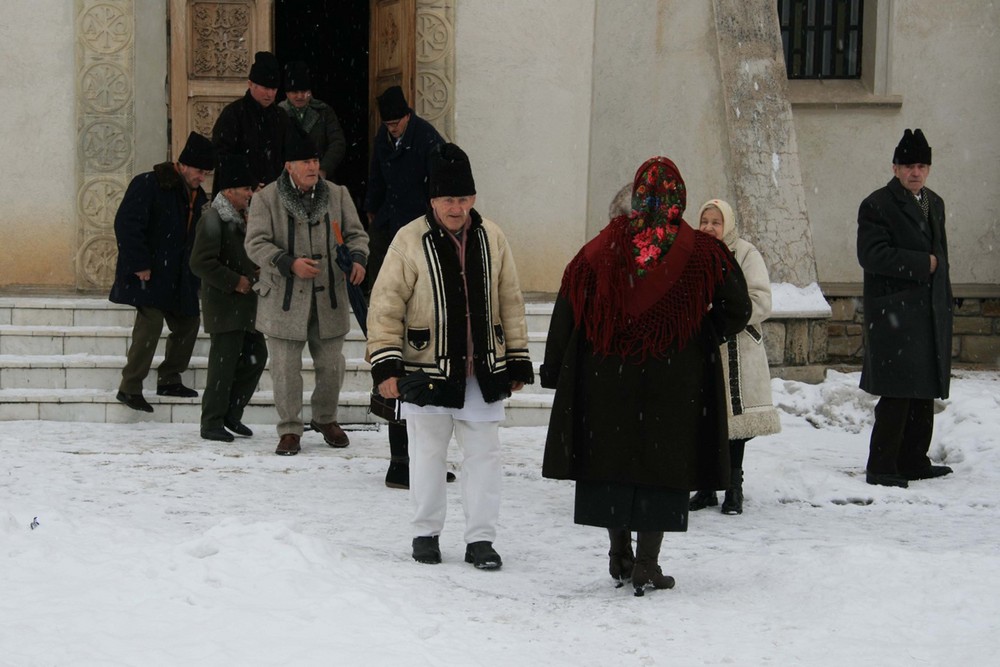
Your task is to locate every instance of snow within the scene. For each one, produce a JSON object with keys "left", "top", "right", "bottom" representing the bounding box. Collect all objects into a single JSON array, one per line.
[
  {"left": 3, "top": 370, "right": 999, "bottom": 665},
  {"left": 771, "top": 281, "right": 833, "bottom": 317}
]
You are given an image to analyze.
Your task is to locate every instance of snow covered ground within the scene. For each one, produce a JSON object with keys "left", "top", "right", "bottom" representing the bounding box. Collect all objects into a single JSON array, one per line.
[{"left": 3, "top": 370, "right": 999, "bottom": 666}]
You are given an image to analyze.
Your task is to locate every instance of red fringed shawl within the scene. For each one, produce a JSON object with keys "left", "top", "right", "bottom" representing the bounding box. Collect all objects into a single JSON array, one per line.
[{"left": 560, "top": 218, "right": 732, "bottom": 359}]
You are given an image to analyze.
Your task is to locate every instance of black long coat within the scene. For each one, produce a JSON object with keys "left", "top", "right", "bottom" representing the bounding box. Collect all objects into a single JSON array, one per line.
[
  {"left": 109, "top": 162, "right": 205, "bottom": 317},
  {"left": 541, "top": 255, "right": 751, "bottom": 492},
  {"left": 363, "top": 111, "right": 443, "bottom": 233},
  {"left": 212, "top": 91, "right": 289, "bottom": 189},
  {"left": 857, "top": 177, "right": 952, "bottom": 399}
]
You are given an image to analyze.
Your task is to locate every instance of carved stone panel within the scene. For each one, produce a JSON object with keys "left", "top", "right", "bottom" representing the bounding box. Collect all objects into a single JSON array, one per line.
[
  {"left": 190, "top": 2, "right": 253, "bottom": 79},
  {"left": 415, "top": 2, "right": 454, "bottom": 141},
  {"left": 75, "top": 0, "right": 135, "bottom": 289}
]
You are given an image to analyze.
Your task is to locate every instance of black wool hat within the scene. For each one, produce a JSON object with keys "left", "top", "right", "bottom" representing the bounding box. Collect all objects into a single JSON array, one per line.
[
  {"left": 429, "top": 143, "right": 476, "bottom": 198},
  {"left": 284, "top": 126, "right": 320, "bottom": 162},
  {"left": 377, "top": 85, "right": 409, "bottom": 121},
  {"left": 177, "top": 132, "right": 215, "bottom": 171},
  {"left": 214, "top": 154, "right": 255, "bottom": 191},
  {"left": 893, "top": 128, "right": 932, "bottom": 165},
  {"left": 249, "top": 51, "right": 280, "bottom": 88},
  {"left": 284, "top": 60, "right": 311, "bottom": 92}
]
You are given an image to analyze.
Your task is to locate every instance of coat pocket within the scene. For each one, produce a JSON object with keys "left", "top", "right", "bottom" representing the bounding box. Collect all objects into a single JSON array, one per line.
[
  {"left": 406, "top": 327, "right": 431, "bottom": 351},
  {"left": 253, "top": 278, "right": 272, "bottom": 297},
  {"left": 493, "top": 324, "right": 506, "bottom": 345}
]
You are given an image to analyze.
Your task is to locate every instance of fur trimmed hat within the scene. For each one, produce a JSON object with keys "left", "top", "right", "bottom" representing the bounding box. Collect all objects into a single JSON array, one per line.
[
  {"left": 249, "top": 51, "right": 280, "bottom": 88},
  {"left": 284, "top": 126, "right": 320, "bottom": 162},
  {"left": 283, "top": 60, "right": 311, "bottom": 92},
  {"left": 429, "top": 143, "right": 476, "bottom": 198},
  {"left": 214, "top": 154, "right": 254, "bottom": 190},
  {"left": 376, "top": 85, "right": 409, "bottom": 122},
  {"left": 893, "top": 128, "right": 932, "bottom": 165},
  {"left": 177, "top": 132, "right": 215, "bottom": 171}
]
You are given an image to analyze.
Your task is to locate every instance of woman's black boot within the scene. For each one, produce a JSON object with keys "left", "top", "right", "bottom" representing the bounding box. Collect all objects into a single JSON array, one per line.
[
  {"left": 632, "top": 531, "right": 675, "bottom": 596},
  {"left": 721, "top": 468, "right": 743, "bottom": 515},
  {"left": 384, "top": 422, "right": 410, "bottom": 489},
  {"left": 607, "top": 529, "right": 635, "bottom": 587}
]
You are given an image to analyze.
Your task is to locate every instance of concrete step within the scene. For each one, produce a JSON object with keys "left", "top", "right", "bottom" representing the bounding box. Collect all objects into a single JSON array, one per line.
[
  {"left": 0, "top": 388, "right": 554, "bottom": 427},
  {"left": 0, "top": 297, "right": 555, "bottom": 331},
  {"left": 0, "top": 295, "right": 556, "bottom": 427},
  {"left": 0, "top": 325, "right": 550, "bottom": 366}
]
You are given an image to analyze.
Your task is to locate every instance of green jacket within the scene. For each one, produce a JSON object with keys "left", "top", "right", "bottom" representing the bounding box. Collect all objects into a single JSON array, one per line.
[{"left": 190, "top": 197, "right": 259, "bottom": 334}]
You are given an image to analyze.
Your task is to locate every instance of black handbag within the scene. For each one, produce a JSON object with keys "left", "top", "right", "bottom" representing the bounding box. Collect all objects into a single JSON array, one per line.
[
  {"left": 395, "top": 370, "right": 442, "bottom": 407},
  {"left": 368, "top": 388, "right": 400, "bottom": 422}
]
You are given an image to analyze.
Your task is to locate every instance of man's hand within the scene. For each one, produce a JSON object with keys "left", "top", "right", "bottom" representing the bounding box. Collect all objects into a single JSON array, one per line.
[
  {"left": 349, "top": 262, "right": 366, "bottom": 285},
  {"left": 378, "top": 376, "right": 400, "bottom": 399},
  {"left": 930, "top": 254, "right": 938, "bottom": 274},
  {"left": 511, "top": 381, "right": 525, "bottom": 392},
  {"left": 292, "top": 257, "right": 320, "bottom": 279},
  {"left": 367, "top": 212, "right": 375, "bottom": 225},
  {"left": 235, "top": 276, "right": 252, "bottom": 294},
  {"left": 134, "top": 269, "right": 151, "bottom": 281}
]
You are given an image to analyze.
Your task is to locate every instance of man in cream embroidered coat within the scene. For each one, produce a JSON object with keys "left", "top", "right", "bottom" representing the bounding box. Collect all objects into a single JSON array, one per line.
[
  {"left": 367, "top": 143, "right": 533, "bottom": 570},
  {"left": 245, "top": 131, "right": 368, "bottom": 455}
]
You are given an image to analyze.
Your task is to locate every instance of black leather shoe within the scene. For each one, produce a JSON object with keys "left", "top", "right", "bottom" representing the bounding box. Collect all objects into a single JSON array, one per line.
[
  {"left": 464, "top": 541, "right": 502, "bottom": 570},
  {"left": 865, "top": 471, "right": 909, "bottom": 488},
  {"left": 223, "top": 417, "right": 253, "bottom": 437},
  {"left": 689, "top": 490, "right": 718, "bottom": 511},
  {"left": 156, "top": 383, "right": 198, "bottom": 398},
  {"left": 412, "top": 536, "right": 441, "bottom": 564},
  {"left": 116, "top": 391, "right": 153, "bottom": 413},
  {"left": 901, "top": 465, "right": 953, "bottom": 481},
  {"left": 201, "top": 426, "right": 234, "bottom": 442}
]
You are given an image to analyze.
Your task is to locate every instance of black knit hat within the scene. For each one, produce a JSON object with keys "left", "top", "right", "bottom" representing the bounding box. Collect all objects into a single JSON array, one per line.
[
  {"left": 284, "top": 126, "right": 320, "bottom": 162},
  {"left": 249, "top": 51, "right": 280, "bottom": 88},
  {"left": 214, "top": 154, "right": 255, "bottom": 190},
  {"left": 177, "top": 132, "right": 215, "bottom": 171},
  {"left": 284, "top": 60, "right": 311, "bottom": 92},
  {"left": 429, "top": 143, "right": 476, "bottom": 198},
  {"left": 377, "top": 85, "right": 409, "bottom": 121},
  {"left": 893, "top": 128, "right": 932, "bottom": 165}
]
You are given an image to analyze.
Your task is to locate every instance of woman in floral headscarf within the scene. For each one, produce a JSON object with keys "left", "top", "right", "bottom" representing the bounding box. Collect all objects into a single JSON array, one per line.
[{"left": 540, "top": 157, "right": 751, "bottom": 596}]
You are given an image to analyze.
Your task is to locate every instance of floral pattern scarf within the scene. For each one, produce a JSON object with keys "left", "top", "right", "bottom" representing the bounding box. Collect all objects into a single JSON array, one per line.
[{"left": 629, "top": 157, "right": 685, "bottom": 276}]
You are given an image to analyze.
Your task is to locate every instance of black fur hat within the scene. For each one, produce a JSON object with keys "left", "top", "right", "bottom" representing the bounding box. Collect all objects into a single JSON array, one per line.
[
  {"left": 214, "top": 154, "right": 254, "bottom": 190},
  {"left": 249, "top": 51, "right": 280, "bottom": 88},
  {"left": 429, "top": 143, "right": 476, "bottom": 198},
  {"left": 893, "top": 128, "right": 932, "bottom": 165},
  {"left": 284, "top": 126, "right": 320, "bottom": 162},
  {"left": 284, "top": 60, "right": 311, "bottom": 92},
  {"left": 377, "top": 86, "right": 409, "bottom": 122},
  {"left": 177, "top": 132, "right": 215, "bottom": 171}
]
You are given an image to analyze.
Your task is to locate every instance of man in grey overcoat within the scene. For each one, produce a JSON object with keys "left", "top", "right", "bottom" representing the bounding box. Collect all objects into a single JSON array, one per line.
[
  {"left": 190, "top": 154, "right": 267, "bottom": 442},
  {"left": 857, "top": 128, "right": 953, "bottom": 488},
  {"left": 245, "top": 130, "right": 369, "bottom": 455}
]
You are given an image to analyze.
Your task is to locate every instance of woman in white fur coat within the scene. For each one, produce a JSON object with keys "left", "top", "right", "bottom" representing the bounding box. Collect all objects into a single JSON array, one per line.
[{"left": 691, "top": 199, "right": 781, "bottom": 515}]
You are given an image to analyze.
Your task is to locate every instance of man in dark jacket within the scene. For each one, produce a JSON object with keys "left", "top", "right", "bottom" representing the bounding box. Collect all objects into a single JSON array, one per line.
[
  {"left": 212, "top": 51, "right": 289, "bottom": 191},
  {"left": 278, "top": 61, "right": 346, "bottom": 182},
  {"left": 364, "top": 85, "right": 444, "bottom": 290},
  {"left": 110, "top": 132, "right": 214, "bottom": 412},
  {"left": 190, "top": 155, "right": 268, "bottom": 442},
  {"left": 857, "top": 128, "right": 954, "bottom": 488},
  {"left": 364, "top": 85, "right": 444, "bottom": 490}
]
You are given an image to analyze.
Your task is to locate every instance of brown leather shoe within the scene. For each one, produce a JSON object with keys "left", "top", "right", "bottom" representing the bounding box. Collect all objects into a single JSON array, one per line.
[
  {"left": 275, "top": 433, "right": 301, "bottom": 456},
  {"left": 309, "top": 420, "right": 349, "bottom": 448}
]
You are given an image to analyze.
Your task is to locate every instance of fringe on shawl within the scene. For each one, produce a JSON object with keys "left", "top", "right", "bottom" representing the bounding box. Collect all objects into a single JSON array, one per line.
[{"left": 561, "top": 216, "right": 732, "bottom": 360}]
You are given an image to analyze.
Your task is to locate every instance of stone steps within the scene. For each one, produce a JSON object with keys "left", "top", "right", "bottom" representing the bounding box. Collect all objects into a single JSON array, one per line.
[{"left": 0, "top": 296, "right": 555, "bottom": 427}]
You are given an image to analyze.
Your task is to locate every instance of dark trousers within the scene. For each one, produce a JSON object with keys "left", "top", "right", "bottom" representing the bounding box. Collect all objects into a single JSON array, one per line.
[
  {"left": 364, "top": 223, "right": 395, "bottom": 297},
  {"left": 120, "top": 306, "right": 200, "bottom": 394},
  {"left": 867, "top": 397, "right": 934, "bottom": 475},
  {"left": 201, "top": 330, "right": 268, "bottom": 429}
]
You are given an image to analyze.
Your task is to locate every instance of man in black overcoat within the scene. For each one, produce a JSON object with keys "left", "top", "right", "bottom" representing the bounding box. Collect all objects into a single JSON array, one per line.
[
  {"left": 110, "top": 132, "right": 214, "bottom": 411},
  {"left": 857, "top": 128, "right": 954, "bottom": 488}
]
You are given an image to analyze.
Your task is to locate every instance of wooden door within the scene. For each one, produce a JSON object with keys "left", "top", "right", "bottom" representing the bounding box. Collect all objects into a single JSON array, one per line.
[
  {"left": 169, "top": 0, "right": 273, "bottom": 180},
  {"left": 369, "top": 0, "right": 416, "bottom": 148}
]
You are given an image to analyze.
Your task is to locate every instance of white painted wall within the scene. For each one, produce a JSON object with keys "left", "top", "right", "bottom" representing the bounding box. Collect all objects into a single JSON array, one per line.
[
  {"left": 588, "top": 1, "right": 733, "bottom": 244},
  {"left": 795, "top": 0, "right": 1000, "bottom": 286},
  {"left": 454, "top": 0, "right": 596, "bottom": 292},
  {"left": 0, "top": 1, "right": 78, "bottom": 286}
]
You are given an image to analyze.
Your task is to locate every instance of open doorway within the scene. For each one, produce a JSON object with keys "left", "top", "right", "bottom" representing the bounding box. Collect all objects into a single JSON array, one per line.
[{"left": 274, "top": 1, "right": 370, "bottom": 214}]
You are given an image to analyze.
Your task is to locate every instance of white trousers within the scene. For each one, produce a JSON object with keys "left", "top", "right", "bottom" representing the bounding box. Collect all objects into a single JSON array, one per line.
[{"left": 406, "top": 414, "right": 502, "bottom": 544}]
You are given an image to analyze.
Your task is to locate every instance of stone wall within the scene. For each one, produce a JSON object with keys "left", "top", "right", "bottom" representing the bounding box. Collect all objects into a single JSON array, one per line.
[
  {"left": 826, "top": 295, "right": 1000, "bottom": 369},
  {"left": 763, "top": 316, "right": 829, "bottom": 383}
]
